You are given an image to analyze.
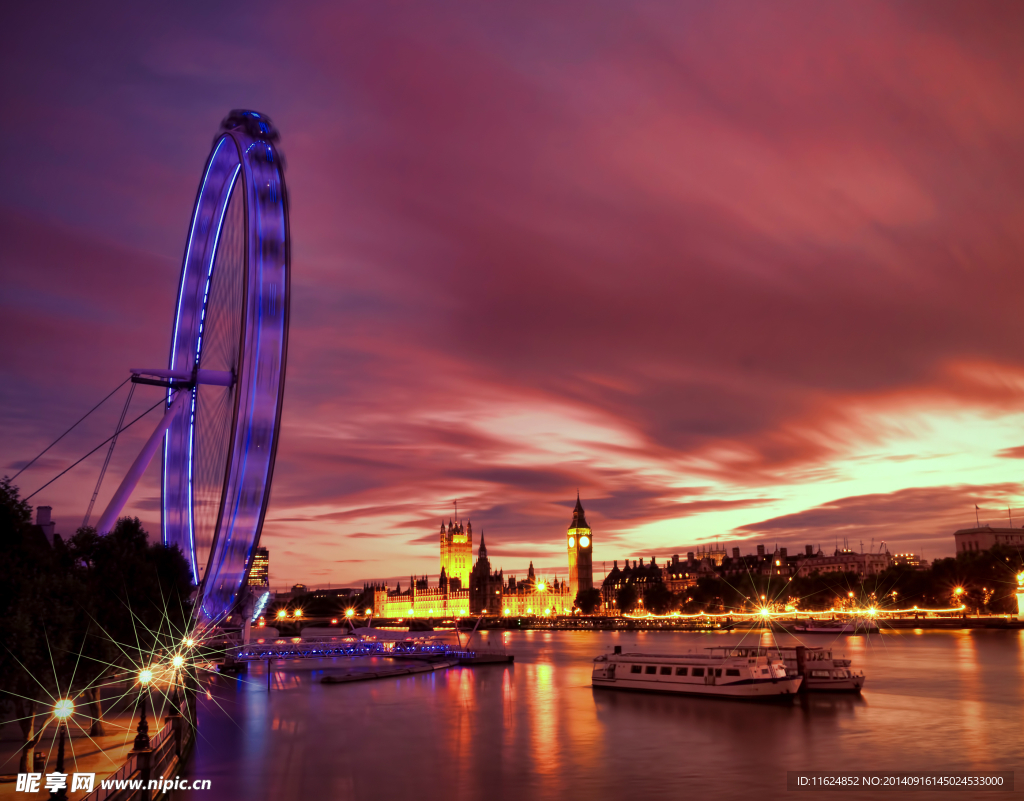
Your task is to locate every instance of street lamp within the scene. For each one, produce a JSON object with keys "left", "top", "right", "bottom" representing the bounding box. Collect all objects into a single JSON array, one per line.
[
  {"left": 50, "top": 699, "right": 74, "bottom": 800},
  {"left": 134, "top": 669, "right": 152, "bottom": 753}
]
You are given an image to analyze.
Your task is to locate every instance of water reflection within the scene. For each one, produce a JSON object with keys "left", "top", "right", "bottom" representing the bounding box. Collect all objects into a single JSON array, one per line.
[{"left": 181, "top": 630, "right": 1024, "bottom": 801}]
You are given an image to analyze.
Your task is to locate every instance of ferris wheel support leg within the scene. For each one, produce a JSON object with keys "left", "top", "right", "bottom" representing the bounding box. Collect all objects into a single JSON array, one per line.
[{"left": 96, "top": 391, "right": 189, "bottom": 535}]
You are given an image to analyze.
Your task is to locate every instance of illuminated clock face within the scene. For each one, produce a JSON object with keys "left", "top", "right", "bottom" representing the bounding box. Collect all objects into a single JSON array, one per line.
[
  {"left": 568, "top": 536, "right": 575, "bottom": 548},
  {"left": 580, "top": 535, "right": 590, "bottom": 548}
]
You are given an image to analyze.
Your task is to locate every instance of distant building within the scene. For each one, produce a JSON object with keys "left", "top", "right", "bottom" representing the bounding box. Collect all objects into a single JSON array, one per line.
[
  {"left": 892, "top": 553, "right": 927, "bottom": 569},
  {"left": 690, "top": 545, "right": 727, "bottom": 566},
  {"left": 793, "top": 549, "right": 890, "bottom": 578},
  {"left": 36, "top": 506, "right": 55, "bottom": 545},
  {"left": 308, "top": 587, "right": 357, "bottom": 600},
  {"left": 954, "top": 526, "right": 1024, "bottom": 554},
  {"left": 291, "top": 583, "right": 308, "bottom": 595},
  {"left": 248, "top": 547, "right": 269, "bottom": 588},
  {"left": 601, "top": 557, "right": 665, "bottom": 613}
]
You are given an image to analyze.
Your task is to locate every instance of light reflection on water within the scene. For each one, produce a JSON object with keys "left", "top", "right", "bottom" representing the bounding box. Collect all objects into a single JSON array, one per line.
[{"left": 180, "top": 630, "right": 1023, "bottom": 800}]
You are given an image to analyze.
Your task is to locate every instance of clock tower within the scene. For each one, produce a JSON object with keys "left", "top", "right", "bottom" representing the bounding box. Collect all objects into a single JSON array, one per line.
[{"left": 567, "top": 493, "right": 594, "bottom": 601}]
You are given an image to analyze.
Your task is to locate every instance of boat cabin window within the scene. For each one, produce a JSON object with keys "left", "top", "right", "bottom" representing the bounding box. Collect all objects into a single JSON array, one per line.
[
  {"left": 630, "top": 665, "right": 642, "bottom": 674},
  {"left": 645, "top": 666, "right": 657, "bottom": 675},
  {"left": 810, "top": 670, "right": 829, "bottom": 678},
  {"left": 659, "top": 667, "right": 671, "bottom": 675},
  {"left": 675, "top": 667, "right": 688, "bottom": 676},
  {"left": 691, "top": 668, "right": 705, "bottom": 677},
  {"left": 714, "top": 669, "right": 722, "bottom": 677},
  {"left": 726, "top": 669, "right": 740, "bottom": 676}
]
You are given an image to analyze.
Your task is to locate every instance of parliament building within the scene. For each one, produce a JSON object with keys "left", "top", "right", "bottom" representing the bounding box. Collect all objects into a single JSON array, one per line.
[{"left": 370, "top": 496, "right": 594, "bottom": 618}]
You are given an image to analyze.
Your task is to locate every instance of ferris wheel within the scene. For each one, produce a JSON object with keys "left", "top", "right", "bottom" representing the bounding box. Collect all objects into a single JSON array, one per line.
[{"left": 95, "top": 110, "right": 290, "bottom": 623}]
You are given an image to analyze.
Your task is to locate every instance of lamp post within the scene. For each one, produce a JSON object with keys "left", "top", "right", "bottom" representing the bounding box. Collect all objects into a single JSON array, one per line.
[
  {"left": 1016, "top": 573, "right": 1024, "bottom": 622},
  {"left": 49, "top": 699, "right": 73, "bottom": 801},
  {"left": 135, "top": 669, "right": 152, "bottom": 750}
]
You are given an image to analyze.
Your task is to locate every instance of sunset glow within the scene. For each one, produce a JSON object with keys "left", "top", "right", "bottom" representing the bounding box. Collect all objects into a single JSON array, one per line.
[{"left": 4, "top": 4, "right": 1024, "bottom": 589}]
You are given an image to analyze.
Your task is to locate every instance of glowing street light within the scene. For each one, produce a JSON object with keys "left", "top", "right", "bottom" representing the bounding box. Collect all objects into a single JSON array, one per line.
[
  {"left": 954, "top": 587, "right": 964, "bottom": 596},
  {"left": 277, "top": 609, "right": 287, "bottom": 620},
  {"left": 52, "top": 699, "right": 74, "bottom": 800},
  {"left": 365, "top": 608, "right": 372, "bottom": 615},
  {"left": 184, "top": 637, "right": 195, "bottom": 648},
  {"left": 346, "top": 609, "right": 355, "bottom": 618},
  {"left": 759, "top": 607, "right": 771, "bottom": 618},
  {"left": 172, "top": 654, "right": 184, "bottom": 669},
  {"left": 138, "top": 669, "right": 153, "bottom": 686},
  {"left": 537, "top": 581, "right": 546, "bottom": 592},
  {"left": 294, "top": 609, "right": 303, "bottom": 618}
]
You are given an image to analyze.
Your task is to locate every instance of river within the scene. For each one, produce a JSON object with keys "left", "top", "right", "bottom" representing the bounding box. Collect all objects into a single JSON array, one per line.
[{"left": 179, "top": 628, "right": 1022, "bottom": 800}]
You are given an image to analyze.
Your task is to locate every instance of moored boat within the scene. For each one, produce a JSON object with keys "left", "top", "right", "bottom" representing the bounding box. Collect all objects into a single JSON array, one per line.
[
  {"left": 706, "top": 645, "right": 865, "bottom": 693},
  {"left": 793, "top": 617, "right": 879, "bottom": 634},
  {"left": 592, "top": 645, "right": 802, "bottom": 700}
]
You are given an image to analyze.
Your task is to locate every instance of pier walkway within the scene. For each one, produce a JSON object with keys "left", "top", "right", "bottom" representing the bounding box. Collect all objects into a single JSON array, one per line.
[{"left": 234, "top": 636, "right": 512, "bottom": 664}]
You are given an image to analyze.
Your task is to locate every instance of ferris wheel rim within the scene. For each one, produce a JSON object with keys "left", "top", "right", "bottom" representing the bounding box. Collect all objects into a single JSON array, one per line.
[{"left": 162, "top": 110, "right": 289, "bottom": 623}]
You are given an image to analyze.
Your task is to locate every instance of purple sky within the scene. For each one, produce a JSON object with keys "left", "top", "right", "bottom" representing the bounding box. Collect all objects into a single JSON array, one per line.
[{"left": 4, "top": 2, "right": 1024, "bottom": 589}]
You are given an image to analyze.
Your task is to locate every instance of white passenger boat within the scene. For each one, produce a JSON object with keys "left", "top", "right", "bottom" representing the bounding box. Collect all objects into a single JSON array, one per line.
[
  {"left": 592, "top": 646, "right": 802, "bottom": 699},
  {"left": 706, "top": 645, "right": 865, "bottom": 693},
  {"left": 793, "top": 618, "right": 879, "bottom": 635}
]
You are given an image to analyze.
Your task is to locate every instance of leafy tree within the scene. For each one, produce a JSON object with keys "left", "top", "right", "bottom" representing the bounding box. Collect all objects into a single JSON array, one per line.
[
  {"left": 0, "top": 481, "right": 192, "bottom": 766},
  {"left": 574, "top": 588, "right": 603, "bottom": 614},
  {"left": 641, "top": 582, "right": 674, "bottom": 614},
  {"left": 616, "top": 584, "right": 639, "bottom": 613},
  {"left": 0, "top": 478, "right": 82, "bottom": 770}
]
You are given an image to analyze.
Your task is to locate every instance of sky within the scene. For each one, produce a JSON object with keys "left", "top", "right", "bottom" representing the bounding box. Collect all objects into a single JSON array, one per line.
[{"left": 3, "top": 2, "right": 1024, "bottom": 590}]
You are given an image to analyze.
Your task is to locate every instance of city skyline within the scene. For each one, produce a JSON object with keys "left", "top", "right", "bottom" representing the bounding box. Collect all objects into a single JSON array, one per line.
[{"left": 5, "top": 3, "right": 1024, "bottom": 588}]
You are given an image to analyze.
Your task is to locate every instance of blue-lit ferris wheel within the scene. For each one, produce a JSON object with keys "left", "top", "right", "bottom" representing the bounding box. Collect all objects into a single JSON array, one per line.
[{"left": 96, "top": 110, "right": 289, "bottom": 624}]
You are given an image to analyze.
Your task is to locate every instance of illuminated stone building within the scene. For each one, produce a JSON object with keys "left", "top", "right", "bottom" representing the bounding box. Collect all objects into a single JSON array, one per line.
[
  {"left": 500, "top": 563, "right": 573, "bottom": 616},
  {"left": 600, "top": 557, "right": 664, "bottom": 613},
  {"left": 369, "top": 576, "right": 471, "bottom": 619},
  {"left": 440, "top": 518, "right": 473, "bottom": 588},
  {"left": 662, "top": 555, "right": 700, "bottom": 593},
  {"left": 248, "top": 546, "right": 269, "bottom": 588},
  {"left": 469, "top": 534, "right": 504, "bottom": 614},
  {"left": 566, "top": 494, "right": 593, "bottom": 599},
  {"left": 371, "top": 497, "right": 585, "bottom": 618}
]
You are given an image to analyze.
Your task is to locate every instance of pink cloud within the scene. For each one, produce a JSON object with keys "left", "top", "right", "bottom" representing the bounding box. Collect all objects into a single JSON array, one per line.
[{"left": 4, "top": 3, "right": 1024, "bottom": 585}]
